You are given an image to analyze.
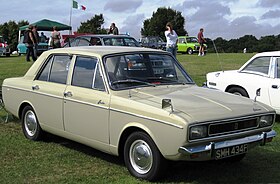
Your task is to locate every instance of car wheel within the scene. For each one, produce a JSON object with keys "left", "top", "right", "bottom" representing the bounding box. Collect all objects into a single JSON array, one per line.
[
  {"left": 227, "top": 87, "right": 249, "bottom": 98},
  {"left": 6, "top": 53, "right": 10, "bottom": 57},
  {"left": 187, "top": 48, "right": 193, "bottom": 55},
  {"left": 21, "top": 106, "right": 43, "bottom": 141},
  {"left": 124, "top": 131, "right": 166, "bottom": 181}
]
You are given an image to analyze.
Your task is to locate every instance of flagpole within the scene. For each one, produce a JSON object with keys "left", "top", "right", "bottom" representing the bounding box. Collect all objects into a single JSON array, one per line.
[{"left": 69, "top": 0, "right": 73, "bottom": 34}]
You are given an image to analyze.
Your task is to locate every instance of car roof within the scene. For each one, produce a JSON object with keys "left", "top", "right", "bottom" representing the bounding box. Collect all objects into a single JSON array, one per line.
[
  {"left": 76, "top": 34, "right": 135, "bottom": 38},
  {"left": 253, "top": 51, "right": 280, "bottom": 57},
  {"left": 44, "top": 46, "right": 167, "bottom": 57}
]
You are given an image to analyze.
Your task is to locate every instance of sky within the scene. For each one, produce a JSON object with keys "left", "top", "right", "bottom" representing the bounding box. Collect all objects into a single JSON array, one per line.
[{"left": 1, "top": 0, "right": 280, "bottom": 40}]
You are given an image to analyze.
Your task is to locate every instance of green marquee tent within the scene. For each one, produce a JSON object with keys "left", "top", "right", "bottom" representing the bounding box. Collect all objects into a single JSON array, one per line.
[
  {"left": 19, "top": 19, "right": 72, "bottom": 31},
  {"left": 18, "top": 19, "right": 72, "bottom": 44}
]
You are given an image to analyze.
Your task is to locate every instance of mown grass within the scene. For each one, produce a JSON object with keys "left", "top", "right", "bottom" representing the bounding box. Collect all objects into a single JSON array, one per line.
[{"left": 0, "top": 54, "right": 279, "bottom": 183}]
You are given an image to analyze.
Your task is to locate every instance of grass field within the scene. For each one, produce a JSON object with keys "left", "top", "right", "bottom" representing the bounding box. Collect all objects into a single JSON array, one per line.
[{"left": 0, "top": 53, "right": 279, "bottom": 183}]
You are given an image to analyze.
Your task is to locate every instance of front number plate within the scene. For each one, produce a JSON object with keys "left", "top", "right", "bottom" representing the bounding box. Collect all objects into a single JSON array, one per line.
[{"left": 215, "top": 144, "right": 248, "bottom": 160}]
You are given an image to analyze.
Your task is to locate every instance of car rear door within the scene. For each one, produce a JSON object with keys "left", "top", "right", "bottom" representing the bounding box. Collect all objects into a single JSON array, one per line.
[
  {"left": 63, "top": 56, "right": 110, "bottom": 150},
  {"left": 32, "top": 54, "right": 71, "bottom": 130}
]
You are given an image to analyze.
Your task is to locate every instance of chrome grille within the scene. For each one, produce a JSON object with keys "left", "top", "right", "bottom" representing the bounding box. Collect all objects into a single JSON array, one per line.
[{"left": 209, "top": 118, "right": 258, "bottom": 136}]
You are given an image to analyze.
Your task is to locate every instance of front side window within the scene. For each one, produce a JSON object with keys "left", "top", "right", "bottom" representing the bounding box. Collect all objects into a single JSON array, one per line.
[
  {"left": 104, "top": 53, "right": 194, "bottom": 90},
  {"left": 242, "top": 56, "right": 271, "bottom": 75},
  {"left": 72, "top": 56, "right": 105, "bottom": 91},
  {"left": 178, "top": 38, "right": 185, "bottom": 44},
  {"left": 37, "top": 55, "right": 71, "bottom": 84}
]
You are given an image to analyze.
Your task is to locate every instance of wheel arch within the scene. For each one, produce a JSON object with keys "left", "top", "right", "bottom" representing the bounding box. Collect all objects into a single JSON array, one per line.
[
  {"left": 118, "top": 125, "right": 156, "bottom": 158},
  {"left": 18, "top": 101, "right": 34, "bottom": 120},
  {"left": 225, "top": 85, "right": 250, "bottom": 98}
]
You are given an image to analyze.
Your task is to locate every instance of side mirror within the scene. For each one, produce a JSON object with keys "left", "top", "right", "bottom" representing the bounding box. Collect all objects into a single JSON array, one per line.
[
  {"left": 162, "top": 99, "right": 174, "bottom": 112},
  {"left": 254, "top": 88, "right": 261, "bottom": 102}
]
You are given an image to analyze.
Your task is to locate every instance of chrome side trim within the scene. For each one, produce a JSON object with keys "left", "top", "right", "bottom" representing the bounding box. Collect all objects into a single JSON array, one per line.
[
  {"left": 110, "top": 108, "right": 184, "bottom": 129},
  {"left": 179, "top": 130, "right": 276, "bottom": 157}
]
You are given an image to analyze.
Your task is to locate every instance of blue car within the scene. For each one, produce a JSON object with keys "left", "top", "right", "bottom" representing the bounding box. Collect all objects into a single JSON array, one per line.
[{"left": 17, "top": 35, "right": 49, "bottom": 55}]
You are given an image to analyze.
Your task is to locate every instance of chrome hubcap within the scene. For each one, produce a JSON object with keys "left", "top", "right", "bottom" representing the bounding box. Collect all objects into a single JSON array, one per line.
[
  {"left": 129, "top": 140, "right": 153, "bottom": 174},
  {"left": 24, "top": 110, "right": 37, "bottom": 137},
  {"left": 233, "top": 92, "right": 242, "bottom": 96}
]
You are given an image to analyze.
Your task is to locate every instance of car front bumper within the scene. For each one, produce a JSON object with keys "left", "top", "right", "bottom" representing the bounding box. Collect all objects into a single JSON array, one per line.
[{"left": 178, "top": 130, "right": 276, "bottom": 161}]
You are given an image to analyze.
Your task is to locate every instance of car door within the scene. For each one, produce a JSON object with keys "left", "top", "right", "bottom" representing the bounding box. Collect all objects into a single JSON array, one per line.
[
  {"left": 177, "top": 37, "right": 186, "bottom": 52},
  {"left": 268, "top": 57, "right": 280, "bottom": 110},
  {"left": 32, "top": 54, "right": 71, "bottom": 130},
  {"left": 63, "top": 56, "right": 110, "bottom": 150}
]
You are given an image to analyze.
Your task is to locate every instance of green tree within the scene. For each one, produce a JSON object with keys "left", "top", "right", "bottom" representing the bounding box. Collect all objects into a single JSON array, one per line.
[
  {"left": 141, "top": 7, "right": 187, "bottom": 40},
  {"left": 77, "top": 14, "right": 107, "bottom": 34},
  {"left": 0, "top": 20, "right": 29, "bottom": 52}
]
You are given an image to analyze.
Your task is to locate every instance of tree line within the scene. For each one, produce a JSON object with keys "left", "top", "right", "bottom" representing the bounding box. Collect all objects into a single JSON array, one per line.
[
  {"left": 0, "top": 7, "right": 279, "bottom": 53},
  {"left": 205, "top": 35, "right": 280, "bottom": 53}
]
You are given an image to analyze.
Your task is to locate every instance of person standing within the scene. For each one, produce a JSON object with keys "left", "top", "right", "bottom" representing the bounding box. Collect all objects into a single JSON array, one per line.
[
  {"left": 165, "top": 22, "right": 178, "bottom": 57},
  {"left": 23, "top": 25, "right": 36, "bottom": 62},
  {"left": 32, "top": 25, "right": 39, "bottom": 59},
  {"left": 108, "top": 23, "right": 119, "bottom": 35},
  {"left": 51, "top": 26, "right": 61, "bottom": 48},
  {"left": 197, "top": 28, "right": 206, "bottom": 56}
]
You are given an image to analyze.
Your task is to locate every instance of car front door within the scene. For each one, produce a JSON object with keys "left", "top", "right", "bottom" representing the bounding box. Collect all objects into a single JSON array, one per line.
[
  {"left": 268, "top": 57, "right": 280, "bottom": 111},
  {"left": 177, "top": 37, "right": 186, "bottom": 52},
  {"left": 32, "top": 54, "right": 71, "bottom": 130},
  {"left": 63, "top": 56, "right": 110, "bottom": 150}
]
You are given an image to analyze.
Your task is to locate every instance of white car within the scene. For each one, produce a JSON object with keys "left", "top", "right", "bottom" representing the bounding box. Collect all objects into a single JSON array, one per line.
[{"left": 207, "top": 51, "right": 280, "bottom": 114}]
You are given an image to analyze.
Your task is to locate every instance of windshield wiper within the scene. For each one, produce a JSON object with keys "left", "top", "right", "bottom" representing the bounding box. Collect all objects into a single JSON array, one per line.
[{"left": 111, "top": 79, "right": 156, "bottom": 87}]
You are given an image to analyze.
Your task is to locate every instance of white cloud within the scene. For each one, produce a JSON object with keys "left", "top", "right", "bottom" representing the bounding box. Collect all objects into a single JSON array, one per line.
[{"left": 0, "top": 0, "right": 279, "bottom": 40}]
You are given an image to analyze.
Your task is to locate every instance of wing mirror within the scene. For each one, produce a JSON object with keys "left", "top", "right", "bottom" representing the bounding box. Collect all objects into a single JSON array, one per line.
[
  {"left": 162, "top": 99, "right": 174, "bottom": 112},
  {"left": 254, "top": 88, "right": 261, "bottom": 102}
]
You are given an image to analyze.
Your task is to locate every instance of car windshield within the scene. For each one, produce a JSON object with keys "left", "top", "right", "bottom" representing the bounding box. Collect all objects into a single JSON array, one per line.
[{"left": 104, "top": 53, "right": 194, "bottom": 90}]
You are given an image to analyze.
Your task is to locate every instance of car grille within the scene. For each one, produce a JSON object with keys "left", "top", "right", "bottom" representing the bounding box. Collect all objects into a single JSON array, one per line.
[{"left": 209, "top": 118, "right": 258, "bottom": 136}]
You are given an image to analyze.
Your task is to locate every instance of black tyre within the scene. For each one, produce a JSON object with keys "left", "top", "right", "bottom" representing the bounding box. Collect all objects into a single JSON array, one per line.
[
  {"left": 124, "top": 131, "right": 166, "bottom": 181},
  {"left": 21, "top": 106, "right": 43, "bottom": 141},
  {"left": 187, "top": 48, "right": 193, "bottom": 55},
  {"left": 227, "top": 87, "right": 249, "bottom": 97},
  {"left": 6, "top": 53, "right": 10, "bottom": 57}
]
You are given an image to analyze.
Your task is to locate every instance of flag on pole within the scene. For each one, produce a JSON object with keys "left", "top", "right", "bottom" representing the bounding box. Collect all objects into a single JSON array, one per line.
[
  {"left": 73, "top": 0, "right": 86, "bottom": 10},
  {"left": 73, "top": 0, "right": 78, "bottom": 9}
]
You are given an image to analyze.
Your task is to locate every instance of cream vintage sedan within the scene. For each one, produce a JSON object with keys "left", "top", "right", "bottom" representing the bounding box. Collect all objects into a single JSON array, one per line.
[
  {"left": 207, "top": 51, "right": 280, "bottom": 114},
  {"left": 2, "top": 46, "right": 277, "bottom": 181}
]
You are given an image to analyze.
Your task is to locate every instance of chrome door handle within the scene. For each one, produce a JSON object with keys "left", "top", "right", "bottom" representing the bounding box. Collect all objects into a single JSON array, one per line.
[
  {"left": 272, "top": 85, "right": 279, "bottom": 89},
  {"left": 97, "top": 100, "right": 105, "bottom": 105},
  {"left": 64, "top": 91, "right": 73, "bottom": 97},
  {"left": 32, "top": 85, "right": 40, "bottom": 90}
]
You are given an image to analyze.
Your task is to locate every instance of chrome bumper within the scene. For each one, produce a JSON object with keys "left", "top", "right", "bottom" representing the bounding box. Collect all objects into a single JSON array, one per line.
[{"left": 178, "top": 130, "right": 277, "bottom": 160}]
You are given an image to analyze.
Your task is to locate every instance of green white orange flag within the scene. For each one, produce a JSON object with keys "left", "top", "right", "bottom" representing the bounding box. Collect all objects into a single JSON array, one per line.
[{"left": 73, "top": 0, "right": 86, "bottom": 10}]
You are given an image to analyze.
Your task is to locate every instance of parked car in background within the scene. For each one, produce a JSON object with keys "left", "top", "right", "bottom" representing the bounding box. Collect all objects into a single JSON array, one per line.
[
  {"left": 2, "top": 46, "right": 276, "bottom": 181},
  {"left": 139, "top": 36, "right": 166, "bottom": 50},
  {"left": 63, "top": 34, "right": 140, "bottom": 47},
  {"left": 0, "top": 36, "right": 11, "bottom": 57},
  {"left": 207, "top": 51, "right": 280, "bottom": 114},
  {"left": 17, "top": 35, "right": 49, "bottom": 56},
  {"left": 177, "top": 36, "right": 207, "bottom": 55}
]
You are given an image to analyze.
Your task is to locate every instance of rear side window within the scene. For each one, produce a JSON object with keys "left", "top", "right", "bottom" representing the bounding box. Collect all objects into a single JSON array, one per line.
[{"left": 37, "top": 55, "right": 71, "bottom": 84}]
